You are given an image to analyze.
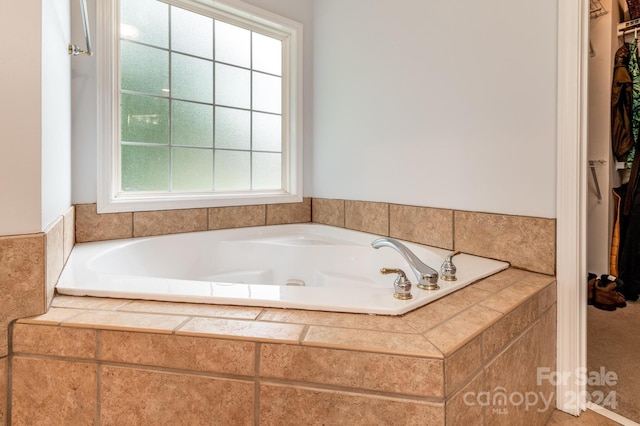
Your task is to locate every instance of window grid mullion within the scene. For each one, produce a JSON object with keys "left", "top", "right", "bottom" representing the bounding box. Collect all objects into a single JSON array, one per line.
[
  {"left": 168, "top": 5, "right": 174, "bottom": 192},
  {"left": 249, "top": 30, "right": 254, "bottom": 191}
]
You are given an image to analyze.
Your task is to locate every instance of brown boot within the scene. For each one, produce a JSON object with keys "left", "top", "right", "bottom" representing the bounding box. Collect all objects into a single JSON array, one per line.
[
  {"left": 593, "top": 282, "right": 627, "bottom": 311},
  {"left": 587, "top": 276, "right": 599, "bottom": 305}
]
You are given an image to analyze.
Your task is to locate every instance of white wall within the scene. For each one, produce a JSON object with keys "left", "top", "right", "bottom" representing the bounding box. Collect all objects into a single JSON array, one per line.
[
  {"left": 42, "top": 0, "right": 72, "bottom": 230},
  {"left": 71, "top": 0, "right": 98, "bottom": 204},
  {"left": 587, "top": 1, "right": 616, "bottom": 275},
  {"left": 72, "top": 0, "right": 558, "bottom": 218},
  {"left": 312, "top": 0, "right": 558, "bottom": 218}
]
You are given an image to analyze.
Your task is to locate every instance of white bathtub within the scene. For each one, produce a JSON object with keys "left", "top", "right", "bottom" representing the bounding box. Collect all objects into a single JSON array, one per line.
[{"left": 56, "top": 224, "right": 509, "bottom": 315}]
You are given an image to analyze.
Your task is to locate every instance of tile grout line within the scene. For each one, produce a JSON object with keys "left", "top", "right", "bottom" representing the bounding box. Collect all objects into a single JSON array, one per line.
[
  {"left": 254, "top": 342, "right": 261, "bottom": 426},
  {"left": 96, "top": 330, "right": 102, "bottom": 425},
  {"left": 6, "top": 321, "right": 15, "bottom": 424}
]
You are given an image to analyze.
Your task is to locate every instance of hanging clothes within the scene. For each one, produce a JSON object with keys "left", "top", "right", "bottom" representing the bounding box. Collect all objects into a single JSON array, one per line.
[
  {"left": 611, "top": 43, "right": 635, "bottom": 161},
  {"left": 628, "top": 40, "right": 640, "bottom": 167},
  {"left": 616, "top": 183, "right": 640, "bottom": 300},
  {"left": 610, "top": 187, "right": 623, "bottom": 276},
  {"left": 611, "top": 41, "right": 640, "bottom": 300},
  {"left": 623, "top": 40, "right": 640, "bottom": 216}
]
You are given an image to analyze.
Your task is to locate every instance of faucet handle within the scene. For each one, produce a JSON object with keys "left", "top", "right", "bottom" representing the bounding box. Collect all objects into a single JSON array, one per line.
[
  {"left": 440, "top": 251, "right": 461, "bottom": 281},
  {"left": 380, "top": 268, "right": 413, "bottom": 300}
]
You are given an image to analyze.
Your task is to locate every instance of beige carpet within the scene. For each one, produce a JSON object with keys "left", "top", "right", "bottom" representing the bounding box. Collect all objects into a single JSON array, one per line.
[
  {"left": 547, "top": 409, "right": 621, "bottom": 425},
  {"left": 587, "top": 300, "right": 640, "bottom": 423}
]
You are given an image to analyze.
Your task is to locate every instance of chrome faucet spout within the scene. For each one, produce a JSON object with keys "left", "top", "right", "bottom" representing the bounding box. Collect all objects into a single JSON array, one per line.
[{"left": 371, "top": 238, "right": 439, "bottom": 287}]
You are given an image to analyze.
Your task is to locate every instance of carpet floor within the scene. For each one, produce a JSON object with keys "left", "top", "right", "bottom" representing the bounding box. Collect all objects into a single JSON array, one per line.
[{"left": 587, "top": 300, "right": 640, "bottom": 422}]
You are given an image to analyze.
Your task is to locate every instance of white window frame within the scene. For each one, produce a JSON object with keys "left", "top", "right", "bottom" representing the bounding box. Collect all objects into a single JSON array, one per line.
[{"left": 97, "top": 0, "right": 303, "bottom": 213}]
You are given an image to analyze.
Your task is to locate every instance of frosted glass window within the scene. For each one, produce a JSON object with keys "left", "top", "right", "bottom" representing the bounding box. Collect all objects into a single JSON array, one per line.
[
  {"left": 214, "top": 151, "right": 251, "bottom": 190},
  {"left": 252, "top": 112, "right": 281, "bottom": 152},
  {"left": 121, "top": 94, "right": 169, "bottom": 144},
  {"left": 171, "top": 6, "right": 213, "bottom": 59},
  {"left": 252, "top": 33, "right": 282, "bottom": 75},
  {"left": 252, "top": 152, "right": 281, "bottom": 189},
  {"left": 172, "top": 101, "right": 213, "bottom": 147},
  {"left": 121, "top": 145, "right": 169, "bottom": 191},
  {"left": 114, "top": 0, "right": 297, "bottom": 201},
  {"left": 121, "top": 0, "right": 168, "bottom": 48},
  {"left": 172, "top": 148, "right": 213, "bottom": 191},
  {"left": 253, "top": 72, "right": 281, "bottom": 114},
  {"left": 215, "top": 21, "right": 250, "bottom": 67},
  {"left": 215, "top": 64, "right": 250, "bottom": 109},
  {"left": 121, "top": 41, "right": 169, "bottom": 96},
  {"left": 172, "top": 53, "right": 213, "bottom": 103},
  {"left": 215, "top": 107, "right": 250, "bottom": 150}
]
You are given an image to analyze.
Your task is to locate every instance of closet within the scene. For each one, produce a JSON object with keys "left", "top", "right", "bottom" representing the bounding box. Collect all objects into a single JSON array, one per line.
[
  {"left": 587, "top": 1, "right": 640, "bottom": 422},
  {"left": 588, "top": 0, "right": 640, "bottom": 302}
]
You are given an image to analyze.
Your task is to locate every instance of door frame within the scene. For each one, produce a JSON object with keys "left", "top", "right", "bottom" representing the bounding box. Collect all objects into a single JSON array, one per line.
[{"left": 556, "top": 0, "right": 588, "bottom": 415}]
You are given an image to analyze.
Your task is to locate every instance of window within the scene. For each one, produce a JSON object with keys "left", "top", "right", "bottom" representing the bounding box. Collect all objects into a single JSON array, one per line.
[{"left": 97, "top": 0, "right": 303, "bottom": 213}]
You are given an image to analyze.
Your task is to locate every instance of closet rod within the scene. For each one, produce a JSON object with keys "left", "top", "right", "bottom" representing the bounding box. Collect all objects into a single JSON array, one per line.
[{"left": 618, "top": 18, "right": 640, "bottom": 36}]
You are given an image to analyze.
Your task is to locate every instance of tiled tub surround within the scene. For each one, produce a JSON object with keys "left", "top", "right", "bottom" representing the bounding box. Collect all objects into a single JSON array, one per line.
[
  {"left": 0, "top": 199, "right": 554, "bottom": 422},
  {"left": 9, "top": 268, "right": 556, "bottom": 425},
  {"left": 75, "top": 198, "right": 555, "bottom": 276},
  {"left": 0, "top": 207, "right": 75, "bottom": 356}
]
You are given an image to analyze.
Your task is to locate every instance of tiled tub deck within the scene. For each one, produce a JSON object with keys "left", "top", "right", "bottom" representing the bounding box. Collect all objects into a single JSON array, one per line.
[{"left": 9, "top": 268, "right": 556, "bottom": 425}]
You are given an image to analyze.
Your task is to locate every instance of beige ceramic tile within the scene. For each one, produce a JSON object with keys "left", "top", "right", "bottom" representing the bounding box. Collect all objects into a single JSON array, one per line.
[
  {"left": 424, "top": 305, "right": 503, "bottom": 356},
  {"left": 537, "top": 283, "right": 557, "bottom": 317},
  {"left": 209, "top": 205, "right": 266, "bottom": 230},
  {"left": 0, "top": 357, "right": 6, "bottom": 424},
  {"left": 445, "top": 371, "right": 485, "bottom": 426},
  {"left": 259, "top": 308, "right": 415, "bottom": 333},
  {"left": 52, "top": 295, "right": 132, "bottom": 311},
  {"left": 454, "top": 211, "right": 556, "bottom": 275},
  {"left": 101, "top": 365, "right": 253, "bottom": 425},
  {"left": 75, "top": 203, "right": 132, "bottom": 243},
  {"left": 484, "top": 315, "right": 556, "bottom": 426},
  {"left": 133, "top": 208, "right": 207, "bottom": 237},
  {"left": 445, "top": 335, "right": 482, "bottom": 396},
  {"left": 536, "top": 306, "right": 557, "bottom": 392},
  {"left": 472, "top": 268, "right": 531, "bottom": 293},
  {"left": 520, "top": 272, "right": 557, "bottom": 289},
  {"left": 177, "top": 317, "right": 304, "bottom": 343},
  {"left": 17, "top": 307, "right": 86, "bottom": 325},
  {"left": 63, "top": 205, "right": 75, "bottom": 263},
  {"left": 479, "top": 281, "right": 543, "bottom": 314},
  {"left": 482, "top": 296, "right": 539, "bottom": 361},
  {"left": 311, "top": 198, "right": 345, "bottom": 227},
  {"left": 62, "top": 310, "right": 189, "bottom": 334},
  {"left": 261, "top": 343, "right": 443, "bottom": 397},
  {"left": 45, "top": 217, "right": 64, "bottom": 308},
  {"left": 13, "top": 324, "right": 96, "bottom": 359},
  {"left": 266, "top": 197, "right": 311, "bottom": 225},
  {"left": 344, "top": 200, "right": 389, "bottom": 235},
  {"left": 119, "top": 300, "right": 262, "bottom": 320},
  {"left": 402, "top": 286, "right": 493, "bottom": 334},
  {"left": 11, "top": 357, "right": 97, "bottom": 426},
  {"left": 259, "top": 383, "right": 444, "bottom": 426},
  {"left": 303, "top": 326, "right": 442, "bottom": 357},
  {"left": 0, "top": 233, "right": 45, "bottom": 356},
  {"left": 100, "top": 330, "right": 254, "bottom": 376},
  {"left": 390, "top": 204, "right": 454, "bottom": 249}
]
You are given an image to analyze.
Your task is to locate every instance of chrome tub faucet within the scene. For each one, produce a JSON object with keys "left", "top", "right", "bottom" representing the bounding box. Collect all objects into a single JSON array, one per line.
[{"left": 371, "top": 237, "right": 440, "bottom": 290}]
